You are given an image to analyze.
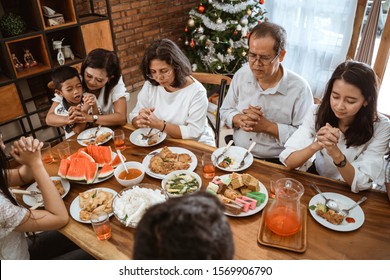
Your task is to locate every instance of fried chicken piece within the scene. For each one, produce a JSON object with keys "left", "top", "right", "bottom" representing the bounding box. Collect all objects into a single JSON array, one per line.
[
  {"left": 178, "top": 153, "right": 192, "bottom": 163},
  {"left": 159, "top": 146, "right": 173, "bottom": 158}
]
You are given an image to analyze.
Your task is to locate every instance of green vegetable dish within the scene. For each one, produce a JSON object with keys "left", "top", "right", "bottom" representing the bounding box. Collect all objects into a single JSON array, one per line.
[{"left": 165, "top": 173, "right": 199, "bottom": 195}]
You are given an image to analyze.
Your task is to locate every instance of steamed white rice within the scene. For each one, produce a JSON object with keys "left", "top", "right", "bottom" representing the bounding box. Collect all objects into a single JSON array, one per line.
[{"left": 113, "top": 185, "right": 166, "bottom": 226}]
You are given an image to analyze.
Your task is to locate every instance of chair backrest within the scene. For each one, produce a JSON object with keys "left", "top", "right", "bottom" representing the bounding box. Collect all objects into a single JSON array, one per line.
[{"left": 192, "top": 72, "right": 232, "bottom": 147}]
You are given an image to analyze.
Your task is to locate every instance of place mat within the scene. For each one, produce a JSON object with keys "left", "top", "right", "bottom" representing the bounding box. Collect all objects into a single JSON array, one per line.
[{"left": 257, "top": 204, "right": 307, "bottom": 253}]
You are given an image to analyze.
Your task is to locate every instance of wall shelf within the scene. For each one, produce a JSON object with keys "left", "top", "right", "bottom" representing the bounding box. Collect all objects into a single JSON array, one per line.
[{"left": 0, "top": 0, "right": 114, "bottom": 148}]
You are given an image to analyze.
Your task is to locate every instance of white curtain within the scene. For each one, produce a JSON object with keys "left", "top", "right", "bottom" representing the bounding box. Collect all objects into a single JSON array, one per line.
[{"left": 264, "top": 0, "right": 357, "bottom": 99}]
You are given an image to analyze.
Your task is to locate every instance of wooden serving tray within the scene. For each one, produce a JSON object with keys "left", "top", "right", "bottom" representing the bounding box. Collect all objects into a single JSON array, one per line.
[{"left": 258, "top": 204, "right": 307, "bottom": 253}]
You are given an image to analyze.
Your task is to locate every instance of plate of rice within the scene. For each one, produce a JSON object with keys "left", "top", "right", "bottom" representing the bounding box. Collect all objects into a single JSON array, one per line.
[{"left": 112, "top": 183, "right": 168, "bottom": 227}]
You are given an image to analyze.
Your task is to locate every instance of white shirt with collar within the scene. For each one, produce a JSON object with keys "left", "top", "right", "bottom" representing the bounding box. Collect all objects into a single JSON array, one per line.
[
  {"left": 219, "top": 64, "right": 313, "bottom": 158},
  {"left": 279, "top": 105, "right": 390, "bottom": 193}
]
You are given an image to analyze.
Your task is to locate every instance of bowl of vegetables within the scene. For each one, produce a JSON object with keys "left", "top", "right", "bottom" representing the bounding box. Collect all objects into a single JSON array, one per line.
[{"left": 161, "top": 170, "right": 202, "bottom": 197}]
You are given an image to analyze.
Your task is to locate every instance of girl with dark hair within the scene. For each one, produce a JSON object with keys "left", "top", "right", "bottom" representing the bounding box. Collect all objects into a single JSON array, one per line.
[
  {"left": 280, "top": 61, "right": 390, "bottom": 193},
  {"left": 0, "top": 135, "right": 94, "bottom": 259},
  {"left": 129, "top": 39, "right": 215, "bottom": 146},
  {"left": 47, "top": 48, "right": 129, "bottom": 129}
]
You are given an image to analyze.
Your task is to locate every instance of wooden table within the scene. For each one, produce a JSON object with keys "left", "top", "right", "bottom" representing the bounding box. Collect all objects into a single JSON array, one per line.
[{"left": 40, "top": 124, "right": 390, "bottom": 260}]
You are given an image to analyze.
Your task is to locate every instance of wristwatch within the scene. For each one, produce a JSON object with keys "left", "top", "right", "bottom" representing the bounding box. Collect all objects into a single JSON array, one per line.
[
  {"left": 334, "top": 154, "right": 347, "bottom": 168},
  {"left": 92, "top": 115, "right": 99, "bottom": 123}
]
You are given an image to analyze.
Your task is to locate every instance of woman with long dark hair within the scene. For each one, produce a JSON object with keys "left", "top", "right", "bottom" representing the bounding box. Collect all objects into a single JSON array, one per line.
[{"left": 280, "top": 61, "right": 390, "bottom": 192}]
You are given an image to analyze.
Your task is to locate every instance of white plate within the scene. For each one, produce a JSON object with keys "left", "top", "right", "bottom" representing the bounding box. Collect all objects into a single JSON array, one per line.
[
  {"left": 219, "top": 174, "right": 269, "bottom": 217},
  {"left": 130, "top": 128, "right": 167, "bottom": 147},
  {"left": 309, "top": 193, "right": 365, "bottom": 231},
  {"left": 142, "top": 147, "right": 198, "bottom": 180},
  {"left": 69, "top": 187, "right": 117, "bottom": 224},
  {"left": 77, "top": 127, "right": 113, "bottom": 146},
  {"left": 68, "top": 151, "right": 116, "bottom": 185},
  {"left": 23, "top": 176, "right": 70, "bottom": 207},
  {"left": 212, "top": 146, "right": 254, "bottom": 172}
]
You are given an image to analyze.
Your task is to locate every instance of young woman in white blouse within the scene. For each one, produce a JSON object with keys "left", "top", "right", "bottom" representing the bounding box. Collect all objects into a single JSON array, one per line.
[
  {"left": 280, "top": 61, "right": 390, "bottom": 193},
  {"left": 130, "top": 39, "right": 214, "bottom": 146}
]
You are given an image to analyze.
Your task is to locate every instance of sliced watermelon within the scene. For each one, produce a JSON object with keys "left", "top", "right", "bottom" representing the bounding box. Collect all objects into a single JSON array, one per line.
[
  {"left": 66, "top": 157, "right": 88, "bottom": 181},
  {"left": 99, "top": 146, "right": 112, "bottom": 165},
  {"left": 85, "top": 161, "right": 99, "bottom": 184},
  {"left": 110, "top": 154, "right": 125, "bottom": 168},
  {"left": 58, "top": 159, "right": 71, "bottom": 178},
  {"left": 98, "top": 163, "right": 114, "bottom": 179},
  {"left": 76, "top": 150, "right": 95, "bottom": 162}
]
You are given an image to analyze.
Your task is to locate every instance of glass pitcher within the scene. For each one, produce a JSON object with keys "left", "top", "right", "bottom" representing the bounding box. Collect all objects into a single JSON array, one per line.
[{"left": 265, "top": 178, "right": 304, "bottom": 236}]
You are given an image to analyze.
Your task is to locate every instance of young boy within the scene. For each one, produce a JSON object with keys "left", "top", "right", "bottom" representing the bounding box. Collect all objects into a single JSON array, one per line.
[{"left": 50, "top": 66, "right": 101, "bottom": 138}]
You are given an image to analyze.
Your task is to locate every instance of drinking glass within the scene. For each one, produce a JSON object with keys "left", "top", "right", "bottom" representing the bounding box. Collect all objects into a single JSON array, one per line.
[
  {"left": 41, "top": 142, "right": 54, "bottom": 164},
  {"left": 269, "top": 173, "right": 285, "bottom": 199},
  {"left": 201, "top": 153, "right": 215, "bottom": 179},
  {"left": 57, "top": 142, "right": 71, "bottom": 159},
  {"left": 113, "top": 129, "right": 126, "bottom": 151},
  {"left": 90, "top": 211, "right": 112, "bottom": 241}
]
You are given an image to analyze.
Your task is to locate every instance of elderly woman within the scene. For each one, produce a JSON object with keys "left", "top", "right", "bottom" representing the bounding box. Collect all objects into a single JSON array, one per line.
[{"left": 129, "top": 39, "right": 215, "bottom": 146}]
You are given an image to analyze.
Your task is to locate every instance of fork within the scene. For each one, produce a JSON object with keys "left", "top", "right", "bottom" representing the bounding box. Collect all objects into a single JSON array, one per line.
[
  {"left": 237, "top": 142, "right": 256, "bottom": 169},
  {"left": 340, "top": 196, "right": 367, "bottom": 217},
  {"left": 130, "top": 151, "right": 159, "bottom": 157},
  {"left": 141, "top": 128, "right": 154, "bottom": 140}
]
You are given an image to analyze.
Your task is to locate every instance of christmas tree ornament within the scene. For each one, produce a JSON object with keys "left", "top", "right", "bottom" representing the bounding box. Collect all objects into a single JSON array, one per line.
[
  {"left": 198, "top": 26, "right": 204, "bottom": 34},
  {"left": 198, "top": 4, "right": 205, "bottom": 13},
  {"left": 227, "top": 48, "right": 232, "bottom": 54},
  {"left": 242, "top": 51, "right": 247, "bottom": 57},
  {"left": 208, "top": 0, "right": 213, "bottom": 3},
  {"left": 247, "top": 9, "right": 252, "bottom": 16},
  {"left": 233, "top": 30, "right": 238, "bottom": 35},
  {"left": 185, "top": 40, "right": 189, "bottom": 45},
  {"left": 188, "top": 18, "right": 195, "bottom": 27},
  {"left": 236, "top": 24, "right": 242, "bottom": 31},
  {"left": 216, "top": 18, "right": 223, "bottom": 24},
  {"left": 190, "top": 39, "right": 196, "bottom": 48},
  {"left": 184, "top": 26, "right": 188, "bottom": 32},
  {"left": 240, "top": 18, "right": 248, "bottom": 26}
]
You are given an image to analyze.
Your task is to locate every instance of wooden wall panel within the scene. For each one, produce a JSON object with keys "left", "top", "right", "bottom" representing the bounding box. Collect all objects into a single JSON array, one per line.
[
  {"left": 81, "top": 20, "right": 114, "bottom": 54},
  {"left": 0, "top": 84, "right": 24, "bottom": 124}
]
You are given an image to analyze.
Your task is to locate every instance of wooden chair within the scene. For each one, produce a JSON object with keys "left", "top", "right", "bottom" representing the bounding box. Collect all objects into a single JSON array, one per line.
[{"left": 192, "top": 72, "right": 232, "bottom": 147}]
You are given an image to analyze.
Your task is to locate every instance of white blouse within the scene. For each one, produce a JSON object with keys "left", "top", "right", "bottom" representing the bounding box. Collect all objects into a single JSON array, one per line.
[{"left": 280, "top": 105, "right": 390, "bottom": 193}]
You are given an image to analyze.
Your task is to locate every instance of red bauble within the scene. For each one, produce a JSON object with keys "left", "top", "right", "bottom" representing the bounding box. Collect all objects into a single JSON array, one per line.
[
  {"left": 190, "top": 39, "right": 196, "bottom": 48},
  {"left": 198, "top": 4, "right": 205, "bottom": 13},
  {"left": 233, "top": 30, "right": 238, "bottom": 35},
  {"left": 260, "top": 0, "right": 265, "bottom": 4},
  {"left": 184, "top": 27, "right": 188, "bottom": 32}
]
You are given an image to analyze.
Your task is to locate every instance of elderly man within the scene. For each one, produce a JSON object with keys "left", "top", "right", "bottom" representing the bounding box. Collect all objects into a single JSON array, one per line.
[{"left": 219, "top": 21, "right": 313, "bottom": 163}]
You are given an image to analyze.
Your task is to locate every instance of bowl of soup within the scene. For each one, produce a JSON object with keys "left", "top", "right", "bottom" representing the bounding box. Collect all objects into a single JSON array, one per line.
[{"left": 114, "top": 161, "right": 145, "bottom": 187}]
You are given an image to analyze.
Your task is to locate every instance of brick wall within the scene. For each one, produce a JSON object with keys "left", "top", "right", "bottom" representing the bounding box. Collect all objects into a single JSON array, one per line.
[{"left": 76, "top": 0, "right": 198, "bottom": 92}]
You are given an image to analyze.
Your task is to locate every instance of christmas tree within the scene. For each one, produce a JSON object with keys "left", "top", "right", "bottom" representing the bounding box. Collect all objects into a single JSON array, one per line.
[{"left": 184, "top": 0, "right": 267, "bottom": 76}]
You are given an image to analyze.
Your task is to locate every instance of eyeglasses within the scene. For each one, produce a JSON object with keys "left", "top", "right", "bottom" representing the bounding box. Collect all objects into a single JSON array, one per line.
[
  {"left": 248, "top": 52, "right": 279, "bottom": 65},
  {"left": 146, "top": 68, "right": 173, "bottom": 80}
]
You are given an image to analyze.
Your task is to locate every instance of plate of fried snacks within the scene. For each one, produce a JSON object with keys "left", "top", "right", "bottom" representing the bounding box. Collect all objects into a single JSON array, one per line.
[
  {"left": 142, "top": 146, "right": 197, "bottom": 180},
  {"left": 70, "top": 188, "right": 117, "bottom": 223},
  {"left": 130, "top": 128, "right": 167, "bottom": 147},
  {"left": 206, "top": 173, "right": 268, "bottom": 217},
  {"left": 77, "top": 127, "right": 113, "bottom": 146},
  {"left": 309, "top": 192, "right": 364, "bottom": 231},
  {"left": 23, "top": 176, "right": 70, "bottom": 207}
]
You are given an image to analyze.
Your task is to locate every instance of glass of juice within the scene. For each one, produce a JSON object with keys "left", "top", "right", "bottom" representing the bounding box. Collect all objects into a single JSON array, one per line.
[
  {"left": 113, "top": 129, "right": 126, "bottom": 151},
  {"left": 57, "top": 142, "right": 71, "bottom": 160},
  {"left": 90, "top": 211, "right": 112, "bottom": 241},
  {"left": 41, "top": 142, "right": 54, "bottom": 164},
  {"left": 201, "top": 152, "right": 216, "bottom": 179}
]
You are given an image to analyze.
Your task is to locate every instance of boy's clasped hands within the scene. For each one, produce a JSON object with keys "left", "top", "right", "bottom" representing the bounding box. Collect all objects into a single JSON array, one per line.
[{"left": 67, "top": 94, "right": 98, "bottom": 124}]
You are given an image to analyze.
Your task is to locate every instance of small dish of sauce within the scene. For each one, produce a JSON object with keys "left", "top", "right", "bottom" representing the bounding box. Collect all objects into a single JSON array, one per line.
[{"left": 118, "top": 168, "right": 142, "bottom": 180}]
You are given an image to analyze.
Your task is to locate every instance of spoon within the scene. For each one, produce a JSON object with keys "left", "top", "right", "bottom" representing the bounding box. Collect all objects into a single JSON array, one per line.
[
  {"left": 116, "top": 150, "right": 128, "bottom": 174},
  {"left": 310, "top": 184, "right": 340, "bottom": 212},
  {"left": 340, "top": 196, "right": 367, "bottom": 217}
]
